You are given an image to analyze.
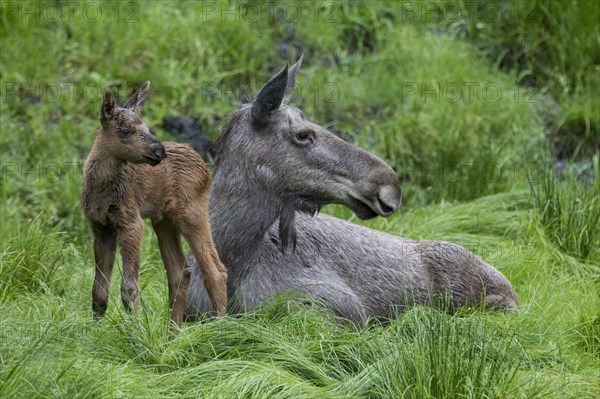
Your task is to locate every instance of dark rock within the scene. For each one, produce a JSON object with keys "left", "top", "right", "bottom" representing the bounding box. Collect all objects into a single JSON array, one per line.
[
  {"left": 162, "top": 115, "right": 212, "bottom": 159},
  {"left": 555, "top": 159, "right": 596, "bottom": 184}
]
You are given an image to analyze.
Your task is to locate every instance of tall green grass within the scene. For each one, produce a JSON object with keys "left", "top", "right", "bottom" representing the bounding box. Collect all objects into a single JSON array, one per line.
[
  {"left": 530, "top": 156, "right": 600, "bottom": 265},
  {"left": 0, "top": 297, "right": 557, "bottom": 399},
  {"left": 1, "top": 192, "right": 598, "bottom": 398},
  {"left": 444, "top": 0, "right": 599, "bottom": 155}
]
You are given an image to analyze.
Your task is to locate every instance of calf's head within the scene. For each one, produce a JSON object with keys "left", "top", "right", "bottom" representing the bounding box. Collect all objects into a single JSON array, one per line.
[{"left": 98, "top": 81, "right": 166, "bottom": 166}]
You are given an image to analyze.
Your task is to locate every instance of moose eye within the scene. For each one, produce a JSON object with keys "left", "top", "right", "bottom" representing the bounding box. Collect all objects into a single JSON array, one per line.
[
  {"left": 295, "top": 131, "right": 312, "bottom": 142},
  {"left": 121, "top": 128, "right": 131, "bottom": 137}
]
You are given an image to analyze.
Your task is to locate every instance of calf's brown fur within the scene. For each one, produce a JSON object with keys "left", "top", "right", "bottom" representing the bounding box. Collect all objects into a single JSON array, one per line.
[{"left": 81, "top": 81, "right": 227, "bottom": 328}]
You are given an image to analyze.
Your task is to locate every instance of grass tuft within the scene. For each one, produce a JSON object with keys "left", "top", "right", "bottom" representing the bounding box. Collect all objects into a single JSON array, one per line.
[{"left": 530, "top": 155, "right": 600, "bottom": 265}]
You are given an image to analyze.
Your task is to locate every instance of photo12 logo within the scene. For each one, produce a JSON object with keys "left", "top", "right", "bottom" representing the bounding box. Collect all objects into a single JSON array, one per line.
[
  {"left": 395, "top": 1, "right": 526, "bottom": 24},
  {"left": 1, "top": 81, "right": 104, "bottom": 104},
  {"left": 399, "top": 81, "right": 537, "bottom": 104},
  {"left": 1, "top": 161, "right": 81, "bottom": 185},
  {"left": 199, "top": 80, "right": 340, "bottom": 106},
  {"left": 200, "top": 1, "right": 339, "bottom": 23},
  {"left": 1, "top": 1, "right": 139, "bottom": 23}
]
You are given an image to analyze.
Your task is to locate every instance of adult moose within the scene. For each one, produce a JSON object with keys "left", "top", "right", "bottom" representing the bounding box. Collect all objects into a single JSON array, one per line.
[{"left": 185, "top": 56, "right": 518, "bottom": 324}]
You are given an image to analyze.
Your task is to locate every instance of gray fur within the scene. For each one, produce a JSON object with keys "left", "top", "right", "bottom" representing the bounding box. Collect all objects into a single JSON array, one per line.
[
  {"left": 251, "top": 65, "right": 289, "bottom": 126},
  {"left": 185, "top": 57, "right": 518, "bottom": 324},
  {"left": 283, "top": 54, "right": 303, "bottom": 103}
]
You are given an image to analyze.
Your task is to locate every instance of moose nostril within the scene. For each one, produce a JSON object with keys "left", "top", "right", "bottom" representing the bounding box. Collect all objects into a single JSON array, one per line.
[
  {"left": 154, "top": 146, "right": 166, "bottom": 160},
  {"left": 378, "top": 199, "right": 394, "bottom": 215},
  {"left": 377, "top": 185, "right": 401, "bottom": 216}
]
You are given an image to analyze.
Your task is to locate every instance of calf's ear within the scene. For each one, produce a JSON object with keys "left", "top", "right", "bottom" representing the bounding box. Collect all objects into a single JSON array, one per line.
[
  {"left": 124, "top": 81, "right": 151, "bottom": 114},
  {"left": 100, "top": 91, "right": 116, "bottom": 125}
]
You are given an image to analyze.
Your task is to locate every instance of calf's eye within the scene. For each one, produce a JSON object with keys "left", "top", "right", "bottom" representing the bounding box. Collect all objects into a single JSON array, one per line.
[{"left": 121, "top": 128, "right": 131, "bottom": 137}]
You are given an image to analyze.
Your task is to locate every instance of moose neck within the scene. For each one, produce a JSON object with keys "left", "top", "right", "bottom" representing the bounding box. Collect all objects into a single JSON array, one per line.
[
  {"left": 209, "top": 160, "right": 284, "bottom": 271},
  {"left": 84, "top": 135, "right": 126, "bottom": 185}
]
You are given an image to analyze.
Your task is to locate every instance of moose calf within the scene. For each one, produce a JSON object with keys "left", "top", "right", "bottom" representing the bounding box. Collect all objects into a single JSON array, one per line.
[{"left": 81, "top": 81, "right": 227, "bottom": 328}]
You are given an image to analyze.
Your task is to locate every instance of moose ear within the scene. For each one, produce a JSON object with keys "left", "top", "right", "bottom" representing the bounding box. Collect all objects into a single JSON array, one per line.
[
  {"left": 124, "top": 81, "right": 151, "bottom": 114},
  {"left": 283, "top": 54, "right": 303, "bottom": 104},
  {"left": 251, "top": 64, "right": 288, "bottom": 126},
  {"left": 99, "top": 91, "right": 117, "bottom": 124}
]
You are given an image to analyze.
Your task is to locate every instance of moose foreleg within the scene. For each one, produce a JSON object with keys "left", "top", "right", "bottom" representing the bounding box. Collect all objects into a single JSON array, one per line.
[
  {"left": 91, "top": 223, "right": 117, "bottom": 319},
  {"left": 119, "top": 218, "right": 144, "bottom": 313},
  {"left": 179, "top": 216, "right": 228, "bottom": 317},
  {"left": 152, "top": 219, "right": 190, "bottom": 328}
]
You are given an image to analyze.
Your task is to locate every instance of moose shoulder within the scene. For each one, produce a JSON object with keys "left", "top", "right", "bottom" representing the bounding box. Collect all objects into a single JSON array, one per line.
[{"left": 185, "top": 56, "right": 518, "bottom": 324}]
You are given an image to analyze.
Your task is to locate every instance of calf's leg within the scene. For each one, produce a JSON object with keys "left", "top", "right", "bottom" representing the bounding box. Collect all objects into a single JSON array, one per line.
[
  {"left": 177, "top": 209, "right": 227, "bottom": 317},
  {"left": 119, "top": 218, "right": 144, "bottom": 313},
  {"left": 152, "top": 218, "right": 190, "bottom": 328},
  {"left": 91, "top": 222, "right": 117, "bottom": 318}
]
